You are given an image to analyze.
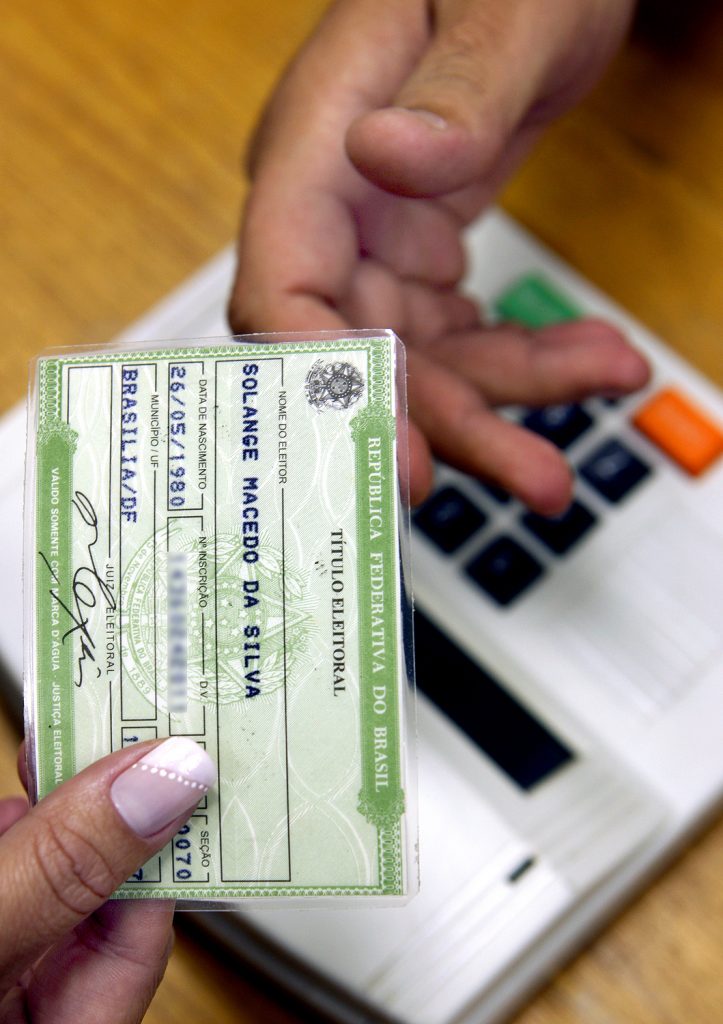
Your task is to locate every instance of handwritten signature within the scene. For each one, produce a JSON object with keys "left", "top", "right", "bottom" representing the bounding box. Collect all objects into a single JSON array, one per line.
[{"left": 39, "top": 490, "right": 115, "bottom": 687}]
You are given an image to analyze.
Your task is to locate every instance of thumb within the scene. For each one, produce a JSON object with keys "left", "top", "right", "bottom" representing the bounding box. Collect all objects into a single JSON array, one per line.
[
  {"left": 346, "top": 0, "right": 576, "bottom": 197},
  {"left": 0, "top": 737, "right": 214, "bottom": 992}
]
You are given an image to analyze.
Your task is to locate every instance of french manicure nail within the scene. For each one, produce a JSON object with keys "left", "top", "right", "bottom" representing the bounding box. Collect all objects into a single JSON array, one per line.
[{"left": 111, "top": 738, "right": 216, "bottom": 838}]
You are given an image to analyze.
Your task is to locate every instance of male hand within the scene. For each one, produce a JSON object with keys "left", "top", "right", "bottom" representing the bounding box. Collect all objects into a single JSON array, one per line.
[{"left": 229, "top": 0, "right": 647, "bottom": 511}]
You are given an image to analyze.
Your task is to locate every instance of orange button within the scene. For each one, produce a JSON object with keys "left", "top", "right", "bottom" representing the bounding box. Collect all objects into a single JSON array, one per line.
[{"left": 632, "top": 387, "right": 723, "bottom": 476}]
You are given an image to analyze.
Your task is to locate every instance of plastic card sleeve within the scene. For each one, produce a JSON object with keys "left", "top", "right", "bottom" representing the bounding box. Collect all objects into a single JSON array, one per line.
[{"left": 24, "top": 330, "right": 418, "bottom": 908}]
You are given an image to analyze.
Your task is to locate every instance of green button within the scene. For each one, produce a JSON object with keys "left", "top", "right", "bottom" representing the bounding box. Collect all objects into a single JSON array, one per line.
[{"left": 494, "top": 273, "right": 582, "bottom": 329}]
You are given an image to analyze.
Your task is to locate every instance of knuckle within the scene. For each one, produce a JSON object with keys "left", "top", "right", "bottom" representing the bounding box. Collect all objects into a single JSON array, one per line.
[
  {"left": 435, "top": 1, "right": 513, "bottom": 67},
  {"left": 31, "top": 819, "right": 117, "bottom": 920}
]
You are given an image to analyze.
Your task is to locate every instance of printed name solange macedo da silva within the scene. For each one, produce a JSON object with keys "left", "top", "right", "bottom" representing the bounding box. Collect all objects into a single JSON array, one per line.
[{"left": 237, "top": 362, "right": 263, "bottom": 698}]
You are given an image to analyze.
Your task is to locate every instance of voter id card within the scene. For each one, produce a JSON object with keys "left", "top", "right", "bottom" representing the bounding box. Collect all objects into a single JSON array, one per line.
[{"left": 24, "top": 331, "right": 417, "bottom": 906}]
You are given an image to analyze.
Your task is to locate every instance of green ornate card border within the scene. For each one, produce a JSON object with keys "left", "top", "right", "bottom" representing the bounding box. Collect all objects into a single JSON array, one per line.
[{"left": 35, "top": 358, "right": 78, "bottom": 795}]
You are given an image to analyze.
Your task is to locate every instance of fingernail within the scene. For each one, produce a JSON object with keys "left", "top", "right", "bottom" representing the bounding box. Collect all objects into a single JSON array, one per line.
[
  {"left": 619, "top": 349, "right": 650, "bottom": 390},
  {"left": 111, "top": 738, "right": 216, "bottom": 838},
  {"left": 392, "top": 106, "right": 449, "bottom": 131}
]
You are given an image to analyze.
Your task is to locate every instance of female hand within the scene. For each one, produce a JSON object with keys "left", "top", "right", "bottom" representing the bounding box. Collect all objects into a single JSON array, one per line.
[
  {"left": 0, "top": 738, "right": 215, "bottom": 1024},
  {"left": 229, "top": 0, "right": 648, "bottom": 512}
]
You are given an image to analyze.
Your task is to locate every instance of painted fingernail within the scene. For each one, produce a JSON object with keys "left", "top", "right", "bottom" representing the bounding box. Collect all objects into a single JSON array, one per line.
[
  {"left": 111, "top": 738, "right": 216, "bottom": 838},
  {"left": 391, "top": 107, "right": 449, "bottom": 131}
]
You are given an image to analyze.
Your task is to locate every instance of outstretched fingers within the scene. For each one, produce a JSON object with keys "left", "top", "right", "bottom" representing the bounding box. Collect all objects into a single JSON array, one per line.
[
  {"left": 407, "top": 349, "right": 574, "bottom": 514},
  {"left": 425, "top": 319, "right": 651, "bottom": 405}
]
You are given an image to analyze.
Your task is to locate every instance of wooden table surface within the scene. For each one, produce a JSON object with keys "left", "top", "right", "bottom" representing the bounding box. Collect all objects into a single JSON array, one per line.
[{"left": 1, "top": 2, "right": 722, "bottom": 1022}]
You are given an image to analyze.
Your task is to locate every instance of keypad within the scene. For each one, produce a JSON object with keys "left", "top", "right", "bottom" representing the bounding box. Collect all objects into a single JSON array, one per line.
[
  {"left": 465, "top": 536, "right": 544, "bottom": 606},
  {"left": 413, "top": 486, "right": 487, "bottom": 553},
  {"left": 493, "top": 273, "right": 582, "bottom": 329},
  {"left": 579, "top": 439, "right": 652, "bottom": 503},
  {"left": 412, "top": 274, "right": 671, "bottom": 610},
  {"left": 521, "top": 500, "right": 597, "bottom": 555},
  {"left": 522, "top": 403, "right": 594, "bottom": 450}
]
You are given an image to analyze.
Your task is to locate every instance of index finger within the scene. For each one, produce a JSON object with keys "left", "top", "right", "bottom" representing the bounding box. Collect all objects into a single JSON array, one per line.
[{"left": 407, "top": 348, "right": 574, "bottom": 514}]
